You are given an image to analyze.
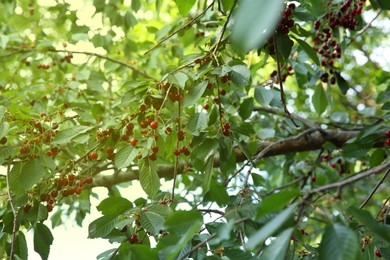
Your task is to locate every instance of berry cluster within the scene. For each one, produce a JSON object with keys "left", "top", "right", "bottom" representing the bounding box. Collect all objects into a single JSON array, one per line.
[
  {"left": 313, "top": 0, "right": 364, "bottom": 84},
  {"left": 270, "top": 66, "right": 293, "bottom": 82},
  {"left": 59, "top": 53, "right": 73, "bottom": 63},
  {"left": 23, "top": 174, "right": 93, "bottom": 213},
  {"left": 276, "top": 3, "right": 296, "bottom": 35},
  {"left": 323, "top": 154, "right": 350, "bottom": 175},
  {"left": 385, "top": 131, "right": 390, "bottom": 146}
]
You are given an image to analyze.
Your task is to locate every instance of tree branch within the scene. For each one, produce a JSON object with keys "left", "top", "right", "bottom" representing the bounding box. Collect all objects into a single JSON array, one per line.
[{"left": 93, "top": 128, "right": 360, "bottom": 187}]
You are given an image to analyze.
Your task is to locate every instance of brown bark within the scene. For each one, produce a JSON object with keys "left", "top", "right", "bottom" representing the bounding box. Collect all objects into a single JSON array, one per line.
[{"left": 93, "top": 128, "right": 360, "bottom": 187}]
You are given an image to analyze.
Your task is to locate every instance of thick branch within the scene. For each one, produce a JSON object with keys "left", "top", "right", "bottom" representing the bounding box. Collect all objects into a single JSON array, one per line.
[{"left": 93, "top": 128, "right": 359, "bottom": 187}]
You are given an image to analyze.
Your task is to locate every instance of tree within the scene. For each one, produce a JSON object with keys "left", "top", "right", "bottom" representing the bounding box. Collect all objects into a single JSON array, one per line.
[{"left": 1, "top": 0, "right": 390, "bottom": 259}]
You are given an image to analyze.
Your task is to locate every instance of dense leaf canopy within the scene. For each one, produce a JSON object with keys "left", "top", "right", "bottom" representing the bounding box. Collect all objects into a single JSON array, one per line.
[{"left": 1, "top": 0, "right": 390, "bottom": 259}]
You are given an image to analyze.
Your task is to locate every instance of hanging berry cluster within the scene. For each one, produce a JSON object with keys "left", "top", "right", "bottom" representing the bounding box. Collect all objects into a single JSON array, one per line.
[
  {"left": 277, "top": 3, "right": 296, "bottom": 35},
  {"left": 313, "top": 0, "right": 364, "bottom": 84}
]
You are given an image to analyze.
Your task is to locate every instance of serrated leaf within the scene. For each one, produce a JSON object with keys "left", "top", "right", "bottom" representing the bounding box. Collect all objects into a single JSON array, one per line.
[
  {"left": 192, "top": 138, "right": 218, "bottom": 162},
  {"left": 369, "top": 148, "right": 385, "bottom": 167},
  {"left": 20, "top": 159, "right": 45, "bottom": 190},
  {"left": 254, "top": 87, "right": 274, "bottom": 105},
  {"left": 187, "top": 112, "right": 208, "bottom": 136},
  {"left": 174, "top": 0, "right": 196, "bottom": 16},
  {"left": 275, "top": 33, "right": 294, "bottom": 62},
  {"left": 128, "top": 244, "right": 159, "bottom": 260},
  {"left": 202, "top": 155, "right": 214, "bottom": 195},
  {"left": 260, "top": 228, "right": 294, "bottom": 260},
  {"left": 230, "top": 64, "right": 251, "bottom": 87},
  {"left": 182, "top": 81, "right": 208, "bottom": 107},
  {"left": 318, "top": 223, "right": 358, "bottom": 260},
  {"left": 34, "top": 223, "right": 54, "bottom": 260},
  {"left": 165, "top": 210, "right": 203, "bottom": 235},
  {"left": 247, "top": 204, "right": 296, "bottom": 250},
  {"left": 88, "top": 215, "right": 118, "bottom": 238},
  {"left": 14, "top": 231, "right": 28, "bottom": 260},
  {"left": 139, "top": 159, "right": 160, "bottom": 199},
  {"left": 204, "top": 181, "right": 230, "bottom": 206},
  {"left": 295, "top": 38, "right": 320, "bottom": 65},
  {"left": 347, "top": 207, "right": 390, "bottom": 243},
  {"left": 148, "top": 204, "right": 173, "bottom": 218},
  {"left": 232, "top": 0, "right": 283, "bottom": 52},
  {"left": 52, "top": 125, "right": 94, "bottom": 145},
  {"left": 257, "top": 188, "right": 299, "bottom": 219},
  {"left": 140, "top": 211, "right": 165, "bottom": 236},
  {"left": 239, "top": 98, "right": 254, "bottom": 120},
  {"left": 115, "top": 145, "right": 138, "bottom": 169},
  {"left": 9, "top": 162, "right": 24, "bottom": 198},
  {"left": 168, "top": 72, "right": 188, "bottom": 88},
  {"left": 0, "top": 105, "right": 5, "bottom": 120},
  {"left": 342, "top": 143, "right": 372, "bottom": 158},
  {"left": 312, "top": 85, "right": 328, "bottom": 115},
  {"left": 28, "top": 203, "right": 49, "bottom": 225},
  {"left": 97, "top": 197, "right": 133, "bottom": 216}
]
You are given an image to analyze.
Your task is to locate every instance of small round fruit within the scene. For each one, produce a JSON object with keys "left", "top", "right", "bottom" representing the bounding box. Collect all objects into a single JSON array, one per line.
[
  {"left": 20, "top": 146, "right": 30, "bottom": 154},
  {"left": 331, "top": 163, "right": 337, "bottom": 168},
  {"left": 203, "top": 103, "right": 209, "bottom": 110},
  {"left": 51, "top": 190, "right": 59, "bottom": 198},
  {"left": 68, "top": 174, "right": 75, "bottom": 182},
  {"left": 152, "top": 146, "right": 159, "bottom": 154},
  {"left": 165, "top": 127, "right": 172, "bottom": 135},
  {"left": 85, "top": 177, "right": 93, "bottom": 184},
  {"left": 311, "top": 176, "right": 316, "bottom": 183},
  {"left": 106, "top": 147, "right": 114, "bottom": 154},
  {"left": 0, "top": 137, "right": 7, "bottom": 145},
  {"left": 173, "top": 149, "right": 181, "bottom": 156},
  {"left": 129, "top": 234, "right": 139, "bottom": 244},
  {"left": 150, "top": 120, "right": 158, "bottom": 129},
  {"left": 386, "top": 131, "right": 390, "bottom": 138},
  {"left": 386, "top": 139, "right": 390, "bottom": 146},
  {"left": 130, "top": 138, "right": 138, "bottom": 147},
  {"left": 75, "top": 187, "right": 82, "bottom": 195},
  {"left": 88, "top": 152, "right": 98, "bottom": 160},
  {"left": 375, "top": 249, "right": 382, "bottom": 257},
  {"left": 223, "top": 123, "right": 231, "bottom": 130},
  {"left": 46, "top": 204, "right": 53, "bottom": 212},
  {"left": 23, "top": 204, "right": 32, "bottom": 213}
]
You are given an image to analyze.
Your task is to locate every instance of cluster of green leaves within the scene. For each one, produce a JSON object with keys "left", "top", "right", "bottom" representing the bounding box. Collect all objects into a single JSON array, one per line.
[{"left": 0, "top": 0, "right": 390, "bottom": 259}]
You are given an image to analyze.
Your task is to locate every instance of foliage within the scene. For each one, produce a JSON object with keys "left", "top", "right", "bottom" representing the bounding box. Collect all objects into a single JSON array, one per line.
[{"left": 0, "top": 0, "right": 390, "bottom": 259}]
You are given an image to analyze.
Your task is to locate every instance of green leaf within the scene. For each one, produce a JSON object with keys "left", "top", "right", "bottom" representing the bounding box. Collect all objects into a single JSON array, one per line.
[
  {"left": 239, "top": 98, "right": 254, "bottom": 120},
  {"left": 247, "top": 204, "right": 296, "bottom": 250},
  {"left": 369, "top": 148, "right": 385, "bottom": 167},
  {"left": 255, "top": 87, "right": 274, "bottom": 105},
  {"left": 318, "top": 223, "right": 359, "bottom": 260},
  {"left": 164, "top": 210, "right": 203, "bottom": 235},
  {"left": 335, "top": 72, "right": 349, "bottom": 95},
  {"left": 9, "top": 162, "right": 24, "bottom": 198},
  {"left": 347, "top": 207, "right": 390, "bottom": 243},
  {"left": 34, "top": 223, "right": 54, "bottom": 260},
  {"left": 342, "top": 143, "right": 372, "bottom": 158},
  {"left": 128, "top": 245, "right": 158, "bottom": 260},
  {"left": 204, "top": 181, "right": 230, "bottom": 206},
  {"left": 275, "top": 33, "right": 294, "bottom": 62},
  {"left": 220, "top": 0, "right": 234, "bottom": 12},
  {"left": 20, "top": 159, "right": 45, "bottom": 190},
  {"left": 97, "top": 197, "right": 133, "bottom": 216},
  {"left": 114, "top": 145, "right": 138, "bottom": 169},
  {"left": 312, "top": 85, "right": 328, "bottom": 115},
  {"left": 88, "top": 215, "right": 118, "bottom": 238},
  {"left": 0, "top": 122, "right": 9, "bottom": 139},
  {"left": 257, "top": 188, "right": 299, "bottom": 219},
  {"left": 187, "top": 112, "right": 208, "bottom": 136},
  {"left": 230, "top": 64, "right": 251, "bottom": 87},
  {"left": 14, "top": 231, "right": 28, "bottom": 260},
  {"left": 139, "top": 159, "right": 160, "bottom": 199},
  {"left": 232, "top": 0, "right": 283, "bottom": 52},
  {"left": 140, "top": 211, "right": 166, "bottom": 236},
  {"left": 52, "top": 126, "right": 94, "bottom": 145},
  {"left": 148, "top": 204, "right": 173, "bottom": 218},
  {"left": 174, "top": 0, "right": 196, "bottom": 16},
  {"left": 202, "top": 155, "right": 214, "bottom": 195},
  {"left": 0, "top": 105, "right": 5, "bottom": 120},
  {"left": 192, "top": 138, "right": 219, "bottom": 162},
  {"left": 295, "top": 38, "right": 320, "bottom": 65},
  {"left": 182, "top": 81, "right": 208, "bottom": 107},
  {"left": 260, "top": 228, "right": 294, "bottom": 260}
]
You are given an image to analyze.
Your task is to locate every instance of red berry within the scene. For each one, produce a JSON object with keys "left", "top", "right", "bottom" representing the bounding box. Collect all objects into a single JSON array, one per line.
[
  {"left": 140, "top": 104, "right": 147, "bottom": 113},
  {"left": 165, "top": 127, "right": 172, "bottom": 135},
  {"left": 150, "top": 120, "right": 158, "bottom": 129},
  {"left": 219, "top": 89, "right": 226, "bottom": 96},
  {"left": 140, "top": 120, "right": 148, "bottom": 129},
  {"left": 148, "top": 153, "right": 157, "bottom": 161},
  {"left": 20, "top": 146, "right": 30, "bottom": 154},
  {"left": 106, "top": 147, "right": 114, "bottom": 154},
  {"left": 68, "top": 174, "right": 75, "bottom": 182},
  {"left": 152, "top": 146, "right": 159, "bottom": 154},
  {"left": 130, "top": 138, "right": 137, "bottom": 147},
  {"left": 223, "top": 123, "right": 231, "bottom": 130},
  {"left": 23, "top": 204, "right": 32, "bottom": 213},
  {"left": 386, "top": 131, "right": 390, "bottom": 138},
  {"left": 173, "top": 149, "right": 181, "bottom": 156},
  {"left": 311, "top": 176, "right": 316, "bottom": 183},
  {"left": 386, "top": 139, "right": 390, "bottom": 146},
  {"left": 203, "top": 103, "right": 209, "bottom": 110},
  {"left": 46, "top": 204, "right": 53, "bottom": 212},
  {"left": 222, "top": 128, "right": 230, "bottom": 136},
  {"left": 375, "top": 249, "right": 382, "bottom": 257},
  {"left": 129, "top": 234, "right": 139, "bottom": 244},
  {"left": 75, "top": 187, "right": 82, "bottom": 195},
  {"left": 88, "top": 152, "right": 98, "bottom": 160},
  {"left": 178, "top": 131, "right": 185, "bottom": 141},
  {"left": 85, "top": 177, "right": 93, "bottom": 184},
  {"left": 331, "top": 163, "right": 337, "bottom": 168},
  {"left": 51, "top": 190, "right": 59, "bottom": 198}
]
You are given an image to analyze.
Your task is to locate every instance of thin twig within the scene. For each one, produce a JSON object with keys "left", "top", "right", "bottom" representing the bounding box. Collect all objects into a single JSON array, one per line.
[
  {"left": 309, "top": 161, "right": 390, "bottom": 195},
  {"left": 273, "top": 35, "right": 299, "bottom": 128},
  {"left": 347, "top": 10, "right": 383, "bottom": 46},
  {"left": 6, "top": 164, "right": 18, "bottom": 260},
  {"left": 263, "top": 176, "right": 305, "bottom": 196},
  {"left": 211, "top": 0, "right": 237, "bottom": 61},
  {"left": 375, "top": 195, "right": 390, "bottom": 220},
  {"left": 145, "top": 1, "right": 215, "bottom": 55},
  {"left": 198, "top": 209, "right": 225, "bottom": 215},
  {"left": 360, "top": 167, "right": 390, "bottom": 209}
]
